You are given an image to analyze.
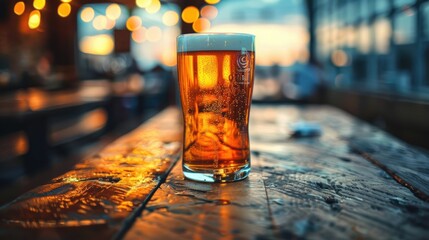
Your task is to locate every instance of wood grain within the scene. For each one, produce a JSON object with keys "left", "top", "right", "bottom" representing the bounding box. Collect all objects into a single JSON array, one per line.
[
  {"left": 0, "top": 108, "right": 182, "bottom": 240},
  {"left": 125, "top": 105, "right": 429, "bottom": 240}
]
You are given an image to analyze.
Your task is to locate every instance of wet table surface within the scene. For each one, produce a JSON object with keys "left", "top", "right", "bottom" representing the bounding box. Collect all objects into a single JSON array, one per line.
[{"left": 1, "top": 104, "right": 429, "bottom": 240}]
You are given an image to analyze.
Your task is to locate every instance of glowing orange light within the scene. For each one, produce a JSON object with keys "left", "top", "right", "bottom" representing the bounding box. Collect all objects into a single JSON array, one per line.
[
  {"left": 61, "top": 0, "right": 72, "bottom": 2},
  {"left": 182, "top": 6, "right": 199, "bottom": 24},
  {"left": 161, "top": 50, "right": 176, "bottom": 67},
  {"left": 132, "top": 27, "right": 146, "bottom": 43},
  {"left": 162, "top": 11, "right": 179, "bottom": 26},
  {"left": 33, "top": 0, "right": 45, "bottom": 10},
  {"left": 105, "top": 18, "right": 116, "bottom": 30},
  {"left": 14, "top": 2, "right": 25, "bottom": 15},
  {"left": 146, "top": 0, "right": 161, "bottom": 14},
  {"left": 193, "top": 18, "right": 210, "bottom": 32},
  {"left": 79, "top": 34, "right": 114, "bottom": 55},
  {"left": 136, "top": 0, "right": 152, "bottom": 8},
  {"left": 81, "top": 7, "right": 95, "bottom": 22},
  {"left": 93, "top": 15, "right": 107, "bottom": 30},
  {"left": 201, "top": 5, "right": 218, "bottom": 20},
  {"left": 58, "top": 3, "right": 71, "bottom": 18},
  {"left": 28, "top": 10, "right": 41, "bottom": 29},
  {"left": 205, "top": 0, "right": 220, "bottom": 4},
  {"left": 331, "top": 50, "right": 348, "bottom": 67},
  {"left": 126, "top": 16, "right": 142, "bottom": 31},
  {"left": 146, "top": 26, "right": 162, "bottom": 42},
  {"left": 106, "top": 4, "right": 121, "bottom": 20}
]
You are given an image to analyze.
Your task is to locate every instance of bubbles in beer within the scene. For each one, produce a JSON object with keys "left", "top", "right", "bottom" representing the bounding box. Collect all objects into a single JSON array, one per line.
[{"left": 178, "top": 50, "right": 254, "bottom": 170}]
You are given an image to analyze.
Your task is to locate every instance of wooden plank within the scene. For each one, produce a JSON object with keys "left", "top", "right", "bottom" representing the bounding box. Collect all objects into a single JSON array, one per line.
[
  {"left": 125, "top": 105, "right": 429, "bottom": 239},
  {"left": 124, "top": 158, "right": 273, "bottom": 240},
  {"left": 0, "top": 108, "right": 182, "bottom": 240},
  {"left": 252, "top": 104, "right": 429, "bottom": 200}
]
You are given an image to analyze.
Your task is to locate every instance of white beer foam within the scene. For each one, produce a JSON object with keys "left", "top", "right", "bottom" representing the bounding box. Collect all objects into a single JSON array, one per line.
[{"left": 177, "top": 33, "right": 255, "bottom": 52}]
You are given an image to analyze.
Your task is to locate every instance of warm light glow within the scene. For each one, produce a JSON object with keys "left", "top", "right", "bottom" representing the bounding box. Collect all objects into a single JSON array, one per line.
[
  {"left": 132, "top": 27, "right": 146, "bottom": 43},
  {"left": 58, "top": 3, "right": 71, "bottom": 18},
  {"left": 201, "top": 5, "right": 218, "bottom": 20},
  {"left": 182, "top": 6, "right": 199, "bottom": 24},
  {"left": 61, "top": 0, "right": 72, "bottom": 2},
  {"left": 14, "top": 2, "right": 25, "bottom": 16},
  {"left": 197, "top": 55, "right": 218, "bottom": 88},
  {"left": 210, "top": 24, "right": 308, "bottom": 66},
  {"left": 93, "top": 15, "right": 107, "bottom": 30},
  {"left": 33, "top": 0, "right": 45, "bottom": 10},
  {"left": 146, "top": 26, "right": 162, "bottom": 42},
  {"left": 193, "top": 18, "right": 210, "bottom": 32},
  {"left": 136, "top": 0, "right": 152, "bottom": 8},
  {"left": 79, "top": 34, "right": 114, "bottom": 55},
  {"left": 81, "top": 7, "right": 95, "bottom": 22},
  {"left": 146, "top": 0, "right": 161, "bottom": 14},
  {"left": 28, "top": 10, "right": 41, "bottom": 29},
  {"left": 126, "top": 16, "right": 142, "bottom": 31},
  {"left": 331, "top": 50, "right": 348, "bottom": 67},
  {"left": 105, "top": 18, "right": 116, "bottom": 30},
  {"left": 106, "top": 4, "right": 121, "bottom": 20},
  {"left": 162, "top": 11, "right": 179, "bottom": 26},
  {"left": 161, "top": 50, "right": 176, "bottom": 67},
  {"left": 205, "top": 0, "right": 220, "bottom": 4}
]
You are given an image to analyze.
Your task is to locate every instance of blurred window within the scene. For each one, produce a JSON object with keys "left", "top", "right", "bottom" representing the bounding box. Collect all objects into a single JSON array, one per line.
[
  {"left": 394, "top": 0, "right": 415, "bottom": 8},
  {"left": 393, "top": 8, "right": 416, "bottom": 45},
  {"left": 375, "top": 0, "right": 390, "bottom": 14},
  {"left": 424, "top": 2, "right": 429, "bottom": 40}
]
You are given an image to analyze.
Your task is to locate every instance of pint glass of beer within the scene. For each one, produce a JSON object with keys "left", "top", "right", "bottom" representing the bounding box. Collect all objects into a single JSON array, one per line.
[{"left": 177, "top": 33, "right": 255, "bottom": 182}]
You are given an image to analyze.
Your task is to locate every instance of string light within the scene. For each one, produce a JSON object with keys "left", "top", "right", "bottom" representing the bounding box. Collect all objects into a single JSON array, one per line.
[
  {"left": 14, "top": 2, "right": 25, "bottom": 16},
  {"left": 136, "top": 0, "right": 152, "bottom": 8},
  {"left": 58, "top": 3, "right": 71, "bottom": 18},
  {"left": 182, "top": 6, "right": 199, "bottom": 24},
  {"left": 193, "top": 18, "right": 210, "bottom": 32},
  {"left": 126, "top": 16, "right": 142, "bottom": 31},
  {"left": 201, "top": 5, "right": 218, "bottom": 20},
  {"left": 28, "top": 10, "right": 41, "bottom": 29},
  {"left": 81, "top": 7, "right": 95, "bottom": 22},
  {"left": 146, "top": 0, "right": 161, "bottom": 14},
  {"left": 106, "top": 4, "right": 121, "bottom": 20},
  {"left": 162, "top": 11, "right": 179, "bottom": 26},
  {"left": 205, "top": 0, "right": 220, "bottom": 4},
  {"left": 33, "top": 0, "right": 46, "bottom": 10}
]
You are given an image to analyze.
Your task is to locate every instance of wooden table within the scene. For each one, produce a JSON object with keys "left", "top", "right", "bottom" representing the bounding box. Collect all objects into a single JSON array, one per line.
[
  {"left": 0, "top": 84, "right": 109, "bottom": 174},
  {"left": 0, "top": 104, "right": 428, "bottom": 239}
]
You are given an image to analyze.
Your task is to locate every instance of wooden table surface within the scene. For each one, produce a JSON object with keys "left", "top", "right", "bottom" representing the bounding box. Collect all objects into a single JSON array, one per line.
[{"left": 1, "top": 104, "right": 428, "bottom": 240}]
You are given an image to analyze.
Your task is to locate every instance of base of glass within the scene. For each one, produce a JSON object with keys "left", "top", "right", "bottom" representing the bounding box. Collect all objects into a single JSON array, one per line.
[{"left": 183, "top": 163, "right": 251, "bottom": 183}]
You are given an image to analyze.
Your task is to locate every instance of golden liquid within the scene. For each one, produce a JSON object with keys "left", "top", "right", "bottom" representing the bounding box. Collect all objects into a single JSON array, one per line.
[{"left": 178, "top": 50, "right": 255, "bottom": 171}]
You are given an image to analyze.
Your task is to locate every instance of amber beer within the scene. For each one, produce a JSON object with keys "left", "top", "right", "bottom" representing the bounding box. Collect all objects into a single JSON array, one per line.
[{"left": 177, "top": 33, "right": 255, "bottom": 182}]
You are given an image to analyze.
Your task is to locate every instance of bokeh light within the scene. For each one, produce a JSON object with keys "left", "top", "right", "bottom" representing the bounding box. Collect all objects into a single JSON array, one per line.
[
  {"left": 28, "top": 10, "right": 41, "bottom": 29},
  {"left": 162, "top": 11, "right": 179, "bottom": 26},
  {"left": 182, "top": 6, "right": 199, "bottom": 24},
  {"left": 205, "top": 0, "right": 220, "bottom": 4},
  {"left": 14, "top": 2, "right": 25, "bottom": 16},
  {"left": 126, "top": 16, "right": 142, "bottom": 31},
  {"left": 33, "top": 0, "right": 45, "bottom": 10},
  {"left": 201, "top": 5, "right": 218, "bottom": 20},
  {"left": 146, "top": 26, "right": 162, "bottom": 42},
  {"left": 81, "top": 7, "right": 95, "bottom": 22},
  {"left": 93, "top": 15, "right": 107, "bottom": 30},
  {"left": 79, "top": 34, "right": 114, "bottom": 55},
  {"left": 132, "top": 27, "right": 146, "bottom": 43},
  {"left": 331, "top": 50, "right": 348, "bottom": 67},
  {"left": 58, "top": 3, "right": 71, "bottom": 18},
  {"left": 146, "top": 0, "right": 161, "bottom": 14},
  {"left": 106, "top": 4, "right": 121, "bottom": 20},
  {"left": 136, "top": 0, "right": 152, "bottom": 8},
  {"left": 105, "top": 18, "right": 116, "bottom": 30},
  {"left": 193, "top": 18, "right": 210, "bottom": 32}
]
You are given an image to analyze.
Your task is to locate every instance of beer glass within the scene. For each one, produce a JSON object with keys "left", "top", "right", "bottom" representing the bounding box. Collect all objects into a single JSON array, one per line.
[{"left": 177, "top": 33, "right": 255, "bottom": 182}]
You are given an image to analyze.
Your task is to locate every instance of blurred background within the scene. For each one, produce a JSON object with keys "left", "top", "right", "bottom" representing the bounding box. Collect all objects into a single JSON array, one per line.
[{"left": 0, "top": 0, "right": 428, "bottom": 202}]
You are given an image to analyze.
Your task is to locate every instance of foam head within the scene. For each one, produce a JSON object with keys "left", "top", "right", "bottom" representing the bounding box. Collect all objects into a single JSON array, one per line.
[{"left": 177, "top": 33, "right": 255, "bottom": 52}]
